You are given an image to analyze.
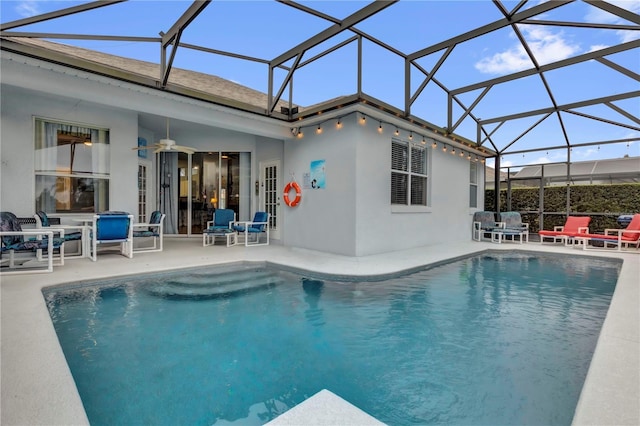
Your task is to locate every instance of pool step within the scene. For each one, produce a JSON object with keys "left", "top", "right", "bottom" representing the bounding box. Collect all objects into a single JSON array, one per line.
[{"left": 144, "top": 269, "right": 284, "bottom": 300}]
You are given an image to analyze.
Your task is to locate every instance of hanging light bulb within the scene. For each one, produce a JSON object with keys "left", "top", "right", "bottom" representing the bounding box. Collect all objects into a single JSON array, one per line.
[
  {"left": 395, "top": 127, "right": 399, "bottom": 136},
  {"left": 451, "top": 147, "right": 456, "bottom": 155},
  {"left": 442, "top": 145, "right": 448, "bottom": 152},
  {"left": 475, "top": 156, "right": 479, "bottom": 162},
  {"left": 467, "top": 153, "right": 472, "bottom": 160},
  {"left": 316, "top": 125, "right": 322, "bottom": 134},
  {"left": 336, "top": 119, "right": 342, "bottom": 129},
  {"left": 460, "top": 150, "right": 465, "bottom": 157},
  {"left": 409, "top": 132, "right": 413, "bottom": 140},
  {"left": 360, "top": 114, "right": 366, "bottom": 124},
  {"left": 422, "top": 136, "right": 426, "bottom": 145},
  {"left": 297, "top": 129, "right": 304, "bottom": 139},
  {"left": 378, "top": 122, "right": 383, "bottom": 133},
  {"left": 432, "top": 140, "right": 437, "bottom": 149}
]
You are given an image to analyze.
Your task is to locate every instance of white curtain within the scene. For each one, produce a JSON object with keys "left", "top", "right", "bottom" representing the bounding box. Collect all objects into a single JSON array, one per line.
[{"left": 159, "top": 152, "right": 178, "bottom": 234}]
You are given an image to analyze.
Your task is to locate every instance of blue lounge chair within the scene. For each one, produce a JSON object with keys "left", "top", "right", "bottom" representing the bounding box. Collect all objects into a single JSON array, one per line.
[
  {"left": 34, "top": 210, "right": 86, "bottom": 258},
  {"left": 89, "top": 212, "right": 134, "bottom": 261},
  {"left": 133, "top": 210, "right": 165, "bottom": 253},
  {"left": 492, "top": 211, "right": 530, "bottom": 244},
  {"left": 232, "top": 211, "right": 270, "bottom": 246},
  {"left": 203, "top": 209, "right": 237, "bottom": 247},
  {"left": 472, "top": 211, "right": 499, "bottom": 241},
  {"left": 1, "top": 211, "right": 65, "bottom": 274}
]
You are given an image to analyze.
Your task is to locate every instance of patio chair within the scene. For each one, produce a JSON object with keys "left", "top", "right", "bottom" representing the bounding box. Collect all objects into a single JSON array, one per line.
[
  {"left": 491, "top": 211, "right": 530, "bottom": 244},
  {"left": 538, "top": 216, "right": 591, "bottom": 246},
  {"left": 232, "top": 211, "right": 270, "bottom": 246},
  {"left": 89, "top": 212, "right": 134, "bottom": 262},
  {"left": 575, "top": 213, "right": 640, "bottom": 252},
  {"left": 203, "top": 208, "right": 237, "bottom": 247},
  {"left": 472, "top": 211, "right": 499, "bottom": 241},
  {"left": 132, "top": 210, "right": 165, "bottom": 253},
  {"left": 34, "top": 210, "right": 86, "bottom": 258},
  {"left": 1, "top": 211, "right": 64, "bottom": 274}
]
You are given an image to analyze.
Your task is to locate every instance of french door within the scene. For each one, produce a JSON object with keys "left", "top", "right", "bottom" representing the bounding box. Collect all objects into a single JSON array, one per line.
[{"left": 261, "top": 160, "right": 280, "bottom": 240}]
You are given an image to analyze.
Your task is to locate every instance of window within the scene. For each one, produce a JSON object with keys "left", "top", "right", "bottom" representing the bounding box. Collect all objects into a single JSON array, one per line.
[
  {"left": 34, "top": 118, "right": 110, "bottom": 213},
  {"left": 391, "top": 139, "right": 427, "bottom": 206},
  {"left": 470, "top": 161, "right": 478, "bottom": 208}
]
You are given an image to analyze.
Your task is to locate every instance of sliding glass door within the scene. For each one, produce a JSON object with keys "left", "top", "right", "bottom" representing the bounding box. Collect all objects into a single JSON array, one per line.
[{"left": 172, "top": 152, "right": 250, "bottom": 235}]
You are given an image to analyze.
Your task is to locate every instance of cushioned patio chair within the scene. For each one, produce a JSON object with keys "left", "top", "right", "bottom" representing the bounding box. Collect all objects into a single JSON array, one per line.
[
  {"left": 232, "top": 211, "right": 270, "bottom": 246},
  {"left": 472, "top": 211, "right": 499, "bottom": 241},
  {"left": 34, "top": 210, "right": 86, "bottom": 258},
  {"left": 132, "top": 210, "right": 165, "bottom": 253},
  {"left": 89, "top": 212, "right": 134, "bottom": 262},
  {"left": 1, "top": 211, "right": 64, "bottom": 274},
  {"left": 492, "top": 211, "right": 530, "bottom": 244},
  {"left": 538, "top": 216, "right": 591, "bottom": 246},
  {"left": 203, "top": 208, "right": 237, "bottom": 247},
  {"left": 575, "top": 213, "right": 640, "bottom": 252}
]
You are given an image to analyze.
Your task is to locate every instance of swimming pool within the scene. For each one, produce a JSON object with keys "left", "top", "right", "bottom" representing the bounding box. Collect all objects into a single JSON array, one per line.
[{"left": 44, "top": 252, "right": 620, "bottom": 425}]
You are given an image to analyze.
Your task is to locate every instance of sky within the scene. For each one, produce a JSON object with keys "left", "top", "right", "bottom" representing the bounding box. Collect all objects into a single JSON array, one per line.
[{"left": 1, "top": 0, "right": 639, "bottom": 170}]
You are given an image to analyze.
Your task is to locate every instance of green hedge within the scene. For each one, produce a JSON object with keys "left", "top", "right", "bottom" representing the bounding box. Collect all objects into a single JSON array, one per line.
[{"left": 485, "top": 183, "right": 640, "bottom": 233}]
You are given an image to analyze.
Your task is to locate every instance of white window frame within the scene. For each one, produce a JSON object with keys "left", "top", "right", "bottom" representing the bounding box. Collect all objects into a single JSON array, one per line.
[
  {"left": 34, "top": 117, "right": 110, "bottom": 214},
  {"left": 390, "top": 138, "right": 430, "bottom": 212},
  {"left": 470, "top": 160, "right": 478, "bottom": 208}
]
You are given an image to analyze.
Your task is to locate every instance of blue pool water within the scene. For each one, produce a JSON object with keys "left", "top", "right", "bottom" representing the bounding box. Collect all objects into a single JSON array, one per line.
[{"left": 44, "top": 252, "right": 620, "bottom": 425}]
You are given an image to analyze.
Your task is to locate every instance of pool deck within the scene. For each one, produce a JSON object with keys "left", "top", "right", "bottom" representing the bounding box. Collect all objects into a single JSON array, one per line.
[{"left": 1, "top": 238, "right": 638, "bottom": 425}]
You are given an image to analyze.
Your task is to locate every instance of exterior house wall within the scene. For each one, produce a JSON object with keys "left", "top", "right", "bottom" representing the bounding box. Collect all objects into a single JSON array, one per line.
[
  {"left": 1, "top": 51, "right": 485, "bottom": 257},
  {"left": 1, "top": 84, "right": 139, "bottom": 217},
  {"left": 282, "top": 115, "right": 358, "bottom": 256}
]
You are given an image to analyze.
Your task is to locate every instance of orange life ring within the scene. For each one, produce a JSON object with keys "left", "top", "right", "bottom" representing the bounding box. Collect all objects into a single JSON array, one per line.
[{"left": 283, "top": 181, "right": 302, "bottom": 207}]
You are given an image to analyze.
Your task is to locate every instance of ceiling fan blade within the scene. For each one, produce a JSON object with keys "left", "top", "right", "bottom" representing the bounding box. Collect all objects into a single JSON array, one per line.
[
  {"left": 132, "top": 145, "right": 159, "bottom": 151},
  {"left": 174, "top": 145, "right": 196, "bottom": 154}
]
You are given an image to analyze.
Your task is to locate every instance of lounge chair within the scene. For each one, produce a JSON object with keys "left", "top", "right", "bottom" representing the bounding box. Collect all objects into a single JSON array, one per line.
[
  {"left": 539, "top": 216, "right": 591, "bottom": 246},
  {"left": 34, "top": 210, "right": 86, "bottom": 258},
  {"left": 575, "top": 213, "right": 640, "bottom": 251},
  {"left": 232, "top": 211, "right": 269, "bottom": 246},
  {"left": 1, "top": 211, "right": 65, "bottom": 274},
  {"left": 203, "top": 208, "right": 237, "bottom": 247},
  {"left": 89, "top": 212, "right": 134, "bottom": 261},
  {"left": 132, "top": 210, "right": 165, "bottom": 253},
  {"left": 472, "top": 211, "right": 499, "bottom": 241},
  {"left": 492, "top": 211, "right": 529, "bottom": 244}
]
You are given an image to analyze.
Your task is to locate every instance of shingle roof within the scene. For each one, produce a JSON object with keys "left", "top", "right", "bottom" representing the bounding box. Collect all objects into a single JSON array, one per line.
[{"left": 1, "top": 36, "right": 295, "bottom": 114}]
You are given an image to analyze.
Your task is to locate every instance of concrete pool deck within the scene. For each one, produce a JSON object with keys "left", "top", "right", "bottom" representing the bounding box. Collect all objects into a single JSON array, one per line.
[{"left": 1, "top": 239, "right": 638, "bottom": 425}]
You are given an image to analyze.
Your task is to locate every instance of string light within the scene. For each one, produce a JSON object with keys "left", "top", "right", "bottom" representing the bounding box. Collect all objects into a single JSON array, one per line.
[{"left": 289, "top": 111, "right": 486, "bottom": 161}]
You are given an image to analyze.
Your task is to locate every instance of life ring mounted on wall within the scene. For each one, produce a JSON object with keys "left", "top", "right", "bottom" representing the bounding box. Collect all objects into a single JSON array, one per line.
[{"left": 283, "top": 181, "right": 302, "bottom": 207}]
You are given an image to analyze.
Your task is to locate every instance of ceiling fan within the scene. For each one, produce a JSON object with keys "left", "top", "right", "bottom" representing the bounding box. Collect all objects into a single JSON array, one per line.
[{"left": 133, "top": 118, "right": 196, "bottom": 155}]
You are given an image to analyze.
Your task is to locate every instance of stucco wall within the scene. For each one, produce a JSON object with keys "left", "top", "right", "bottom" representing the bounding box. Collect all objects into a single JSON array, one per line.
[
  {"left": 281, "top": 111, "right": 485, "bottom": 256},
  {"left": 282, "top": 115, "right": 358, "bottom": 256},
  {"left": 1, "top": 85, "right": 139, "bottom": 217}
]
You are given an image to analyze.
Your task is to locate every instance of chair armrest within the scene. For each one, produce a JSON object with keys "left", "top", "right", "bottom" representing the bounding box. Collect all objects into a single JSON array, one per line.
[
  {"left": 577, "top": 227, "right": 589, "bottom": 234},
  {"left": 553, "top": 226, "right": 564, "bottom": 231},
  {"left": 206, "top": 220, "right": 214, "bottom": 228},
  {"left": 494, "top": 222, "right": 506, "bottom": 229},
  {"left": 472, "top": 221, "right": 480, "bottom": 230}
]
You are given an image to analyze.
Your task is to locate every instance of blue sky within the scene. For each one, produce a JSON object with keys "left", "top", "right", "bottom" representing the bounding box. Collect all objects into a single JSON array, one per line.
[{"left": 2, "top": 0, "right": 639, "bottom": 169}]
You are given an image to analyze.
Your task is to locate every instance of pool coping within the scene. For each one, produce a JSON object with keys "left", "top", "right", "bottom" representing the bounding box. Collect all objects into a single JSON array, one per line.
[{"left": 1, "top": 240, "right": 638, "bottom": 425}]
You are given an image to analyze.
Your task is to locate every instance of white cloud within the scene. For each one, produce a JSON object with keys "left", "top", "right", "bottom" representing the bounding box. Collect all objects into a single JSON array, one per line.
[
  {"left": 475, "top": 27, "right": 580, "bottom": 74},
  {"left": 15, "top": 1, "right": 40, "bottom": 17},
  {"left": 585, "top": 0, "right": 640, "bottom": 43},
  {"left": 588, "top": 44, "right": 610, "bottom": 52}
]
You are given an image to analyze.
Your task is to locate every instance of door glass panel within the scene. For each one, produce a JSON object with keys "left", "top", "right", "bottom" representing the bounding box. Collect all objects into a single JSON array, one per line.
[{"left": 265, "top": 164, "right": 278, "bottom": 230}]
